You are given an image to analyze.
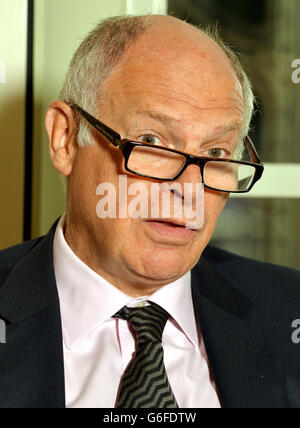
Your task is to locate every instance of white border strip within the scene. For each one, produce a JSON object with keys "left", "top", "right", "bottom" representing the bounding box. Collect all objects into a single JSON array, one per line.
[
  {"left": 232, "top": 164, "right": 300, "bottom": 198},
  {"left": 126, "top": 0, "right": 167, "bottom": 15}
]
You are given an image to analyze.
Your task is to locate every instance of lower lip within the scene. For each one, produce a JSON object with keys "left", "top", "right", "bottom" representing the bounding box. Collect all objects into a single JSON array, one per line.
[{"left": 144, "top": 221, "right": 196, "bottom": 240}]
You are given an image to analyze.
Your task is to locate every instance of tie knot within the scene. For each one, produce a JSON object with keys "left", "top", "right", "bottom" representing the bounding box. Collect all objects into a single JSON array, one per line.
[{"left": 114, "top": 303, "right": 169, "bottom": 344}]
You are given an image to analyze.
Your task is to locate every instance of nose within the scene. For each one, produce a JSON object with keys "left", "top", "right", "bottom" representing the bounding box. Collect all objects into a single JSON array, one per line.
[
  {"left": 176, "top": 163, "right": 203, "bottom": 185},
  {"left": 171, "top": 163, "right": 203, "bottom": 206}
]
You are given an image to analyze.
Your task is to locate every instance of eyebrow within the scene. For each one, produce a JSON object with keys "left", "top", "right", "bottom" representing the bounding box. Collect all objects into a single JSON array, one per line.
[
  {"left": 213, "top": 122, "right": 242, "bottom": 135},
  {"left": 135, "top": 110, "right": 242, "bottom": 135}
]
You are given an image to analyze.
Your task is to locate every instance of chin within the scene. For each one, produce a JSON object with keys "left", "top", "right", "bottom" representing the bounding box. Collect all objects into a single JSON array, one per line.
[{"left": 133, "top": 248, "right": 194, "bottom": 282}]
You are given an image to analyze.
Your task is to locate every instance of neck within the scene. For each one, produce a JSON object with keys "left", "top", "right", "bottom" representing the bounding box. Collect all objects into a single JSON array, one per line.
[{"left": 63, "top": 215, "right": 174, "bottom": 297}]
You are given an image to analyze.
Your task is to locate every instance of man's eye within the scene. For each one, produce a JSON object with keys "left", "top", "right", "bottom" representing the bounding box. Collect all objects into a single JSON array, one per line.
[
  {"left": 141, "top": 135, "right": 161, "bottom": 145},
  {"left": 207, "top": 148, "right": 228, "bottom": 158}
]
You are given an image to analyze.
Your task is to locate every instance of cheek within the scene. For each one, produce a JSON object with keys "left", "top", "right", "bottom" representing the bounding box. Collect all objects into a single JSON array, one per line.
[
  {"left": 94, "top": 217, "right": 140, "bottom": 268},
  {"left": 72, "top": 147, "right": 123, "bottom": 203},
  {"left": 204, "top": 190, "right": 228, "bottom": 224}
]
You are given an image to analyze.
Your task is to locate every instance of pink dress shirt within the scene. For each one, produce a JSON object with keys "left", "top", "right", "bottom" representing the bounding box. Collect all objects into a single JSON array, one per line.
[{"left": 53, "top": 215, "right": 220, "bottom": 408}]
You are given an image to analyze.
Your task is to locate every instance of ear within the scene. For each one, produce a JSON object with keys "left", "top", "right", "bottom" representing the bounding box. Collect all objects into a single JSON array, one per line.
[{"left": 45, "top": 101, "right": 78, "bottom": 176}]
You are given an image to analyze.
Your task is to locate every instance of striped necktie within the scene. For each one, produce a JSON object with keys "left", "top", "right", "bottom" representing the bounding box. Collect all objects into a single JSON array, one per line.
[{"left": 113, "top": 303, "right": 179, "bottom": 408}]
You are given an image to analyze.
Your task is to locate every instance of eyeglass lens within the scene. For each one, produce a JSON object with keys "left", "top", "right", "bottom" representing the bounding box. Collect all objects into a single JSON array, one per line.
[{"left": 127, "top": 144, "right": 256, "bottom": 192}]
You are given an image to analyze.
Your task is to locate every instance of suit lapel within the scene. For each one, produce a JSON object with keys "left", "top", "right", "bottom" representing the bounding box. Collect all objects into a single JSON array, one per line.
[
  {"left": 191, "top": 256, "right": 286, "bottom": 408},
  {"left": 0, "top": 222, "right": 65, "bottom": 408}
]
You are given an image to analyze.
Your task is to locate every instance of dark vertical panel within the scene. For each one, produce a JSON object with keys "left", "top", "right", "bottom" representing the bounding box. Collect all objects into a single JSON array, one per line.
[{"left": 24, "top": 0, "right": 34, "bottom": 241}]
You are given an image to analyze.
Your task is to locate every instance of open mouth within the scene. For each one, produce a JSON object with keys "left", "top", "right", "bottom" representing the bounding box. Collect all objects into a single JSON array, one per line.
[
  {"left": 145, "top": 219, "right": 197, "bottom": 229},
  {"left": 149, "top": 220, "right": 185, "bottom": 228},
  {"left": 144, "top": 219, "right": 197, "bottom": 240},
  {"left": 146, "top": 219, "right": 186, "bottom": 227}
]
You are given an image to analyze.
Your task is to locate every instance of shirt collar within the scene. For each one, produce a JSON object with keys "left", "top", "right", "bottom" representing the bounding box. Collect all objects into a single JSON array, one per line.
[
  {"left": 148, "top": 272, "right": 198, "bottom": 347},
  {"left": 53, "top": 215, "right": 198, "bottom": 348}
]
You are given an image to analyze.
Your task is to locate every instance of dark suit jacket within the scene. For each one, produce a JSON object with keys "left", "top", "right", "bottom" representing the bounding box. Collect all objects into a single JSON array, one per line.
[{"left": 0, "top": 220, "right": 300, "bottom": 408}]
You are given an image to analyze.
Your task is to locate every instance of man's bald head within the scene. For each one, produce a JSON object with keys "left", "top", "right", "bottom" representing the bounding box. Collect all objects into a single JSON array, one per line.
[{"left": 60, "top": 15, "right": 254, "bottom": 147}]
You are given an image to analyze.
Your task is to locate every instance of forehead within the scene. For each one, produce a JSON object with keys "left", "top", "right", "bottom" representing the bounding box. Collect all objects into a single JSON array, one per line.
[{"left": 99, "top": 23, "right": 244, "bottom": 128}]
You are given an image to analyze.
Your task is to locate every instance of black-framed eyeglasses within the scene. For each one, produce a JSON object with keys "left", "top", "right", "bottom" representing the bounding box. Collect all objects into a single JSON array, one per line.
[{"left": 70, "top": 103, "right": 264, "bottom": 193}]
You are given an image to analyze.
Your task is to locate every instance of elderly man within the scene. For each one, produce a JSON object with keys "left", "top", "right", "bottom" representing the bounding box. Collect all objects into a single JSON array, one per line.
[{"left": 0, "top": 14, "right": 300, "bottom": 409}]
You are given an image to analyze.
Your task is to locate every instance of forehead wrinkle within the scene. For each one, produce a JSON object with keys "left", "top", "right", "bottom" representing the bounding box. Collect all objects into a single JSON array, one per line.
[
  {"left": 116, "top": 85, "right": 244, "bottom": 115},
  {"left": 135, "top": 110, "right": 182, "bottom": 126},
  {"left": 132, "top": 110, "right": 242, "bottom": 133},
  {"left": 106, "top": 64, "right": 244, "bottom": 108}
]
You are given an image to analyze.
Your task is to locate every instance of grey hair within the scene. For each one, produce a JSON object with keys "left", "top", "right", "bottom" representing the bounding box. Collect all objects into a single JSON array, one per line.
[
  {"left": 200, "top": 24, "right": 255, "bottom": 138},
  {"left": 60, "top": 16, "right": 147, "bottom": 147},
  {"left": 60, "top": 15, "right": 255, "bottom": 147}
]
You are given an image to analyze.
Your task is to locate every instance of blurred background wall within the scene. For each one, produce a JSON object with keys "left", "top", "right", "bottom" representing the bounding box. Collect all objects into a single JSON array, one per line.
[
  {"left": 0, "top": 0, "right": 27, "bottom": 249},
  {"left": 1, "top": 0, "right": 300, "bottom": 269}
]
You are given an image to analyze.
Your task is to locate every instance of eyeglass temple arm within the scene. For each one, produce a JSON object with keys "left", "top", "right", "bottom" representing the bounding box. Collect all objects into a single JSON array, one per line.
[
  {"left": 70, "top": 103, "right": 122, "bottom": 147},
  {"left": 245, "top": 136, "right": 262, "bottom": 164}
]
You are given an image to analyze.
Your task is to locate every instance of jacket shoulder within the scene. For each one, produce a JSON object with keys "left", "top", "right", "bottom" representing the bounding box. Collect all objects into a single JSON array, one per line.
[
  {"left": 202, "top": 245, "right": 300, "bottom": 302},
  {"left": 203, "top": 244, "right": 300, "bottom": 275},
  {"left": 0, "top": 238, "right": 43, "bottom": 284}
]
